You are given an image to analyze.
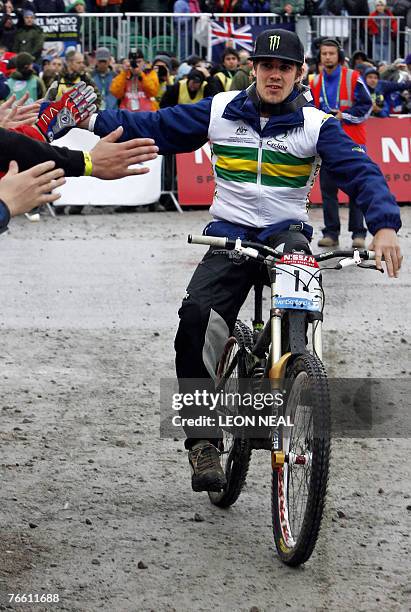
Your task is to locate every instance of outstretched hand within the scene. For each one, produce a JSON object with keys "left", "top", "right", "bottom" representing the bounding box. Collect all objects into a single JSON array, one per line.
[
  {"left": 0, "top": 94, "right": 40, "bottom": 129},
  {"left": 369, "top": 228, "right": 402, "bottom": 278},
  {"left": 0, "top": 160, "right": 66, "bottom": 217},
  {"left": 89, "top": 126, "right": 158, "bottom": 180}
]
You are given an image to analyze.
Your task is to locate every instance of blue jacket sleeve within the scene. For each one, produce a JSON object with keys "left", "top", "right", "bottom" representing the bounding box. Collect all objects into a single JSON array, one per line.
[
  {"left": 378, "top": 80, "right": 410, "bottom": 96},
  {"left": 0, "top": 200, "right": 10, "bottom": 234},
  {"left": 94, "top": 98, "right": 212, "bottom": 155},
  {"left": 317, "top": 118, "right": 401, "bottom": 235},
  {"left": 341, "top": 77, "right": 372, "bottom": 125},
  {"left": 0, "top": 73, "right": 10, "bottom": 100}
]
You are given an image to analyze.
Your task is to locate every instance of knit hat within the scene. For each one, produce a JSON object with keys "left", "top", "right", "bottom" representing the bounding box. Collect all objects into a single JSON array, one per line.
[
  {"left": 404, "top": 53, "right": 411, "bottom": 65},
  {"left": 68, "top": 0, "right": 85, "bottom": 9},
  {"left": 23, "top": 9, "right": 35, "bottom": 16},
  {"left": 16, "top": 52, "right": 34, "bottom": 72},
  {"left": 153, "top": 54, "right": 172, "bottom": 71},
  {"left": 364, "top": 67, "right": 379, "bottom": 78},
  {"left": 96, "top": 47, "right": 111, "bottom": 61}
]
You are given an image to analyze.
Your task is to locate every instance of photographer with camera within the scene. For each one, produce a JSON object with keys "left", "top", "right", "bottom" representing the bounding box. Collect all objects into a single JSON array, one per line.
[
  {"left": 110, "top": 49, "right": 159, "bottom": 112},
  {"left": 364, "top": 65, "right": 411, "bottom": 117},
  {"left": 152, "top": 54, "right": 175, "bottom": 105}
]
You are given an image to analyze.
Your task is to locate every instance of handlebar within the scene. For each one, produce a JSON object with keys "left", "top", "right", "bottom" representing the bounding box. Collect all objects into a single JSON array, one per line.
[{"left": 188, "top": 234, "right": 377, "bottom": 263}]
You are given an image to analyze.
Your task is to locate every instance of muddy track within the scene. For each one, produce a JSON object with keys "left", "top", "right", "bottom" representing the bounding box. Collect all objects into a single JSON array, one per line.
[{"left": 0, "top": 207, "right": 410, "bottom": 612}]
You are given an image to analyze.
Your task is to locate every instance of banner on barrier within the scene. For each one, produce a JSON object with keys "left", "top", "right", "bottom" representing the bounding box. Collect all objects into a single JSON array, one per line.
[
  {"left": 38, "top": 15, "right": 80, "bottom": 57},
  {"left": 52, "top": 129, "right": 162, "bottom": 206},
  {"left": 177, "top": 117, "right": 411, "bottom": 206}
]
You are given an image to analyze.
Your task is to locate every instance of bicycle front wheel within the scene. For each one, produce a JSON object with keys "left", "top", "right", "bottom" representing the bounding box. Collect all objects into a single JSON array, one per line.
[{"left": 271, "top": 353, "right": 331, "bottom": 566}]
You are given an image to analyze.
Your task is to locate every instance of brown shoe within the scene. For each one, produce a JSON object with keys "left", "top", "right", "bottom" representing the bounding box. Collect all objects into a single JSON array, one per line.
[
  {"left": 188, "top": 440, "right": 226, "bottom": 492},
  {"left": 317, "top": 236, "right": 339, "bottom": 247},
  {"left": 352, "top": 237, "right": 365, "bottom": 249}
]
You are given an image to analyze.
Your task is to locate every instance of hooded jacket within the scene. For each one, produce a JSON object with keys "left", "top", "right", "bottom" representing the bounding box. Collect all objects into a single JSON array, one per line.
[{"left": 91, "top": 87, "right": 401, "bottom": 236}]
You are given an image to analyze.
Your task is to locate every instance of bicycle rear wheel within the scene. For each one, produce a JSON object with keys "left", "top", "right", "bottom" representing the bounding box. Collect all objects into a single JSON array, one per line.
[
  {"left": 208, "top": 321, "right": 252, "bottom": 508},
  {"left": 271, "top": 353, "right": 330, "bottom": 566}
]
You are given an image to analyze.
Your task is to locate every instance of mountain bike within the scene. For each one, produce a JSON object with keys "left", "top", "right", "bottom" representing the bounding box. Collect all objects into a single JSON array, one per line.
[{"left": 188, "top": 234, "right": 380, "bottom": 566}]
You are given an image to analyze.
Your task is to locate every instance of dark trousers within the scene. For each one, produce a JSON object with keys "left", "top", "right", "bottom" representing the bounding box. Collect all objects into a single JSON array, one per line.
[
  {"left": 319, "top": 166, "right": 366, "bottom": 241},
  {"left": 174, "top": 230, "right": 310, "bottom": 448}
]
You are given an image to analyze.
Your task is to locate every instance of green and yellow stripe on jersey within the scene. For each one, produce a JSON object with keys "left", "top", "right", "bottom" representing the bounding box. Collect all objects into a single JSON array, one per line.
[{"left": 212, "top": 143, "right": 315, "bottom": 188}]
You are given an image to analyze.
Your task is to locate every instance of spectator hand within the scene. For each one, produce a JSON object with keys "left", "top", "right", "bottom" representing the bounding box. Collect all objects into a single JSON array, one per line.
[
  {"left": 196, "top": 66, "right": 210, "bottom": 78},
  {"left": 0, "top": 160, "right": 66, "bottom": 217},
  {"left": 0, "top": 94, "right": 39, "bottom": 129},
  {"left": 36, "top": 82, "right": 97, "bottom": 143},
  {"left": 89, "top": 126, "right": 159, "bottom": 180},
  {"left": 368, "top": 228, "right": 402, "bottom": 278}
]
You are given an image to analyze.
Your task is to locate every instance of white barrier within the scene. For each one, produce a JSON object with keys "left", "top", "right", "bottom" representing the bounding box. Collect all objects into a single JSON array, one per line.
[{"left": 51, "top": 128, "right": 163, "bottom": 206}]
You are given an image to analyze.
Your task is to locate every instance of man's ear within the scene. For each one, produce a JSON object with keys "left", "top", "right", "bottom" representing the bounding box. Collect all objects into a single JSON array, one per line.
[
  {"left": 251, "top": 60, "right": 258, "bottom": 79},
  {"left": 295, "top": 65, "right": 304, "bottom": 84}
]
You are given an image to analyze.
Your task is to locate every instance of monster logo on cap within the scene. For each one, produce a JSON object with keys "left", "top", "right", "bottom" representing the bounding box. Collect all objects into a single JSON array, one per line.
[
  {"left": 269, "top": 35, "right": 281, "bottom": 51},
  {"left": 249, "top": 29, "right": 305, "bottom": 65}
]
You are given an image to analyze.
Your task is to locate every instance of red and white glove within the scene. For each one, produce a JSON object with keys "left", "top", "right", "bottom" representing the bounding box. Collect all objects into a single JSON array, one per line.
[{"left": 36, "top": 82, "right": 97, "bottom": 142}]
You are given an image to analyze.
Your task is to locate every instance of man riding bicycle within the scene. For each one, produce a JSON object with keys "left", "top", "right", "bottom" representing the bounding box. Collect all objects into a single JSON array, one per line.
[{"left": 80, "top": 29, "right": 402, "bottom": 493}]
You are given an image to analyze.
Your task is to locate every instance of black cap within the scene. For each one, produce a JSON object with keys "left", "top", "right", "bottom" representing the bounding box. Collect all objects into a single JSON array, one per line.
[{"left": 249, "top": 29, "right": 305, "bottom": 65}]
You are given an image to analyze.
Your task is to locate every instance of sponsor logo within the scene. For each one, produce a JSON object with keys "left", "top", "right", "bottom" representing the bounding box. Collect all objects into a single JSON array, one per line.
[
  {"left": 274, "top": 297, "right": 318, "bottom": 310},
  {"left": 266, "top": 139, "right": 288, "bottom": 152},
  {"left": 235, "top": 125, "right": 248, "bottom": 135},
  {"left": 281, "top": 253, "right": 318, "bottom": 267},
  {"left": 273, "top": 131, "right": 288, "bottom": 142},
  {"left": 266, "top": 132, "right": 289, "bottom": 152},
  {"left": 269, "top": 34, "right": 281, "bottom": 51},
  {"left": 352, "top": 146, "right": 365, "bottom": 154}
]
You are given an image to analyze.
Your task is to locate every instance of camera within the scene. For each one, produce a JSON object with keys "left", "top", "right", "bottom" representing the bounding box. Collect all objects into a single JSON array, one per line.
[
  {"left": 129, "top": 52, "right": 139, "bottom": 69},
  {"left": 128, "top": 49, "right": 144, "bottom": 70},
  {"left": 375, "top": 94, "right": 385, "bottom": 108}
]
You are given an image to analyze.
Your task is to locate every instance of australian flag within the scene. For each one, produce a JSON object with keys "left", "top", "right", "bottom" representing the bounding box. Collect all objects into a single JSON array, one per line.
[{"left": 210, "top": 18, "right": 295, "bottom": 63}]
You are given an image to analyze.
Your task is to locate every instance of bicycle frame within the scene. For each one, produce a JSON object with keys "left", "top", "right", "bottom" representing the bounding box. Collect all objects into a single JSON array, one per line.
[{"left": 251, "top": 262, "right": 323, "bottom": 370}]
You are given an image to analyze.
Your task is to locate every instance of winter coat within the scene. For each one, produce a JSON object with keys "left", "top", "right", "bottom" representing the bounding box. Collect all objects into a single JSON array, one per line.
[
  {"left": 0, "top": 17, "right": 17, "bottom": 52},
  {"left": 13, "top": 24, "right": 45, "bottom": 62},
  {"left": 91, "top": 68, "right": 118, "bottom": 110},
  {"left": 230, "top": 65, "right": 253, "bottom": 90},
  {"left": 110, "top": 68, "right": 159, "bottom": 111},
  {"left": 367, "top": 8, "right": 398, "bottom": 39}
]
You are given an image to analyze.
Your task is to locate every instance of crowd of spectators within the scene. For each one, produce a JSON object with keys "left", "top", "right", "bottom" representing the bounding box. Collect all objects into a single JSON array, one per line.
[{"left": 0, "top": 32, "right": 410, "bottom": 113}]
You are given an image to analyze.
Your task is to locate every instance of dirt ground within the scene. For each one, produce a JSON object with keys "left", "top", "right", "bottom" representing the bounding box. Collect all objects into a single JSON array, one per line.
[{"left": 0, "top": 206, "right": 410, "bottom": 612}]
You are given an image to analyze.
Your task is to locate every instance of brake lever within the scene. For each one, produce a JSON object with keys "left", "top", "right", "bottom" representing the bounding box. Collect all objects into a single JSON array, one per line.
[{"left": 357, "top": 263, "right": 384, "bottom": 273}]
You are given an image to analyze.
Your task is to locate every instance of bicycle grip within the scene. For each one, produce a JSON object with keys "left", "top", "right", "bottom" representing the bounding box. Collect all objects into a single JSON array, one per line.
[{"left": 188, "top": 235, "right": 228, "bottom": 247}]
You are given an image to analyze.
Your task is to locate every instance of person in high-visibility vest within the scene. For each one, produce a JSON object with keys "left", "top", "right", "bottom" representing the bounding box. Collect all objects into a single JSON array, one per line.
[
  {"left": 159, "top": 68, "right": 219, "bottom": 108},
  {"left": 310, "top": 38, "right": 372, "bottom": 249},
  {"left": 212, "top": 47, "right": 240, "bottom": 93}
]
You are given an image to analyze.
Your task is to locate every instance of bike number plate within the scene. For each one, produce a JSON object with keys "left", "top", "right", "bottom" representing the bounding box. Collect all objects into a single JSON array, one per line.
[{"left": 273, "top": 254, "right": 322, "bottom": 312}]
